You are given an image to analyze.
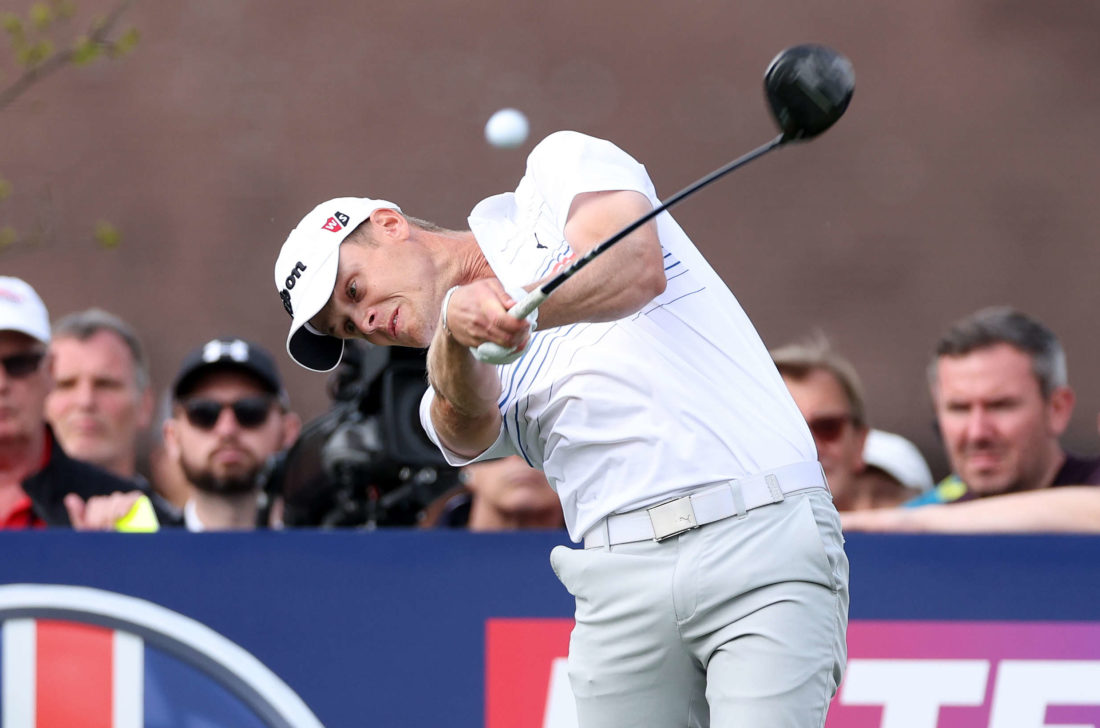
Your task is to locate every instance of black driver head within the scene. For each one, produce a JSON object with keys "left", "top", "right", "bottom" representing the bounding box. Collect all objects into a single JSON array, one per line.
[{"left": 764, "top": 44, "right": 855, "bottom": 141}]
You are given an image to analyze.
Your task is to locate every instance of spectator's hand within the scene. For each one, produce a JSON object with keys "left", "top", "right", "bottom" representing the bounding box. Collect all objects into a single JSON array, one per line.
[{"left": 64, "top": 491, "right": 149, "bottom": 531}]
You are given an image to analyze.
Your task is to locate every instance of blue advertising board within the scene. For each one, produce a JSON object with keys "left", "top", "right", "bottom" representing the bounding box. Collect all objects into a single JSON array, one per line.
[{"left": 1, "top": 532, "right": 1099, "bottom": 727}]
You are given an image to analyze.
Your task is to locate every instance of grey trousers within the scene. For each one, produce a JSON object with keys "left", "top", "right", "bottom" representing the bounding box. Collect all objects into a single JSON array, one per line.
[{"left": 551, "top": 489, "right": 849, "bottom": 728}]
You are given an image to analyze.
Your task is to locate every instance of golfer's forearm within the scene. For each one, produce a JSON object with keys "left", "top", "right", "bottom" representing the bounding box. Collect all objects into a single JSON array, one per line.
[
  {"left": 427, "top": 330, "right": 502, "bottom": 457},
  {"left": 535, "top": 191, "right": 665, "bottom": 330}
]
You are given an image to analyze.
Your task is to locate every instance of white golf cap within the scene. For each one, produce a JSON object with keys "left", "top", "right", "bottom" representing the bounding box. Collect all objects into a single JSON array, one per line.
[
  {"left": 0, "top": 276, "right": 50, "bottom": 344},
  {"left": 862, "top": 429, "right": 934, "bottom": 492},
  {"left": 274, "top": 197, "right": 400, "bottom": 372}
]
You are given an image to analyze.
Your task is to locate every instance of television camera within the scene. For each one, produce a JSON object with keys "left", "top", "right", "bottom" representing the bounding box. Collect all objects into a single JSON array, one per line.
[{"left": 268, "top": 341, "right": 460, "bottom": 528}]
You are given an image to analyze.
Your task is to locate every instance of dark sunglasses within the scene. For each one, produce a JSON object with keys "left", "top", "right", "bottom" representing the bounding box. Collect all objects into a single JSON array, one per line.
[
  {"left": 0, "top": 351, "right": 46, "bottom": 379},
  {"left": 181, "top": 396, "right": 275, "bottom": 431},
  {"left": 806, "top": 414, "right": 855, "bottom": 443}
]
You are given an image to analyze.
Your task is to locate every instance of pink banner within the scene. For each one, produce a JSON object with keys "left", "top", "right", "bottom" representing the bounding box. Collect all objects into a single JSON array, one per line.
[
  {"left": 830, "top": 621, "right": 1100, "bottom": 728},
  {"left": 488, "top": 619, "right": 1100, "bottom": 728}
]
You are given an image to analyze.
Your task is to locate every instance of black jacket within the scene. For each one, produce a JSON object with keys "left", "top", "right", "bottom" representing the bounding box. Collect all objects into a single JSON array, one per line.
[{"left": 21, "top": 427, "right": 182, "bottom": 527}]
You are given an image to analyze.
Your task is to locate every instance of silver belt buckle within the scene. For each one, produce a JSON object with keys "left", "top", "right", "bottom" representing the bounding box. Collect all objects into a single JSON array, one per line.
[{"left": 647, "top": 496, "right": 699, "bottom": 542}]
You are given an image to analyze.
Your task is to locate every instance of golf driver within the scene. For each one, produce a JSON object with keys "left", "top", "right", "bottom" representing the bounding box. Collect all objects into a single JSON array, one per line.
[{"left": 475, "top": 43, "right": 855, "bottom": 364}]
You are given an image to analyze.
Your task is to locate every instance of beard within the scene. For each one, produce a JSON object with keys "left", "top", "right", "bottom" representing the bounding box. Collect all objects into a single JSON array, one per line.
[{"left": 180, "top": 457, "right": 261, "bottom": 496}]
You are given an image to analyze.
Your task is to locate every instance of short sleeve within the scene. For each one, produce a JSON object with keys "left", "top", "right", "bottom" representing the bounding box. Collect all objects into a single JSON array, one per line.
[
  {"left": 524, "top": 131, "right": 657, "bottom": 232},
  {"left": 418, "top": 386, "right": 518, "bottom": 467}
]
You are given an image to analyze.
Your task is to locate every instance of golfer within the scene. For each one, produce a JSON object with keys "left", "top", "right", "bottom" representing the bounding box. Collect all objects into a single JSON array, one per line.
[{"left": 274, "top": 130, "right": 848, "bottom": 727}]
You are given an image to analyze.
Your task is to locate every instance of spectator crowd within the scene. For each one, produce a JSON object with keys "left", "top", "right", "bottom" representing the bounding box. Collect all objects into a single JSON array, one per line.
[{"left": 1, "top": 273, "right": 1098, "bottom": 533}]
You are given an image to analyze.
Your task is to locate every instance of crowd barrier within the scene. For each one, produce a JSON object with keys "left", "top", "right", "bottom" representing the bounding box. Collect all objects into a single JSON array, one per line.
[{"left": 1, "top": 531, "right": 1098, "bottom": 727}]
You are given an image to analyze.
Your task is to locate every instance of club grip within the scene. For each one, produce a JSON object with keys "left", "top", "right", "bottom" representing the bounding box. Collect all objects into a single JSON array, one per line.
[
  {"left": 472, "top": 288, "right": 548, "bottom": 365},
  {"left": 506, "top": 288, "right": 547, "bottom": 320}
]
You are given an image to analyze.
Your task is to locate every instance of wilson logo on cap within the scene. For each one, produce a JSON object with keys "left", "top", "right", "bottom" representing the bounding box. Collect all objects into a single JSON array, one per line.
[
  {"left": 321, "top": 211, "right": 350, "bottom": 232},
  {"left": 279, "top": 261, "right": 307, "bottom": 316}
]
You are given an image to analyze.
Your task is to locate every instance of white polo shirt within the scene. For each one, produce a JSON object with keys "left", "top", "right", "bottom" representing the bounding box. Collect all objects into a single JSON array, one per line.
[{"left": 421, "top": 131, "right": 815, "bottom": 542}]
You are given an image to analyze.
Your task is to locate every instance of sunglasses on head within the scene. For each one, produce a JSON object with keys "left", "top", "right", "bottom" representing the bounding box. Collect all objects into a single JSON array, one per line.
[
  {"left": 806, "top": 414, "right": 855, "bottom": 443},
  {"left": 181, "top": 396, "right": 275, "bottom": 431},
  {"left": 0, "top": 351, "right": 46, "bottom": 379}
]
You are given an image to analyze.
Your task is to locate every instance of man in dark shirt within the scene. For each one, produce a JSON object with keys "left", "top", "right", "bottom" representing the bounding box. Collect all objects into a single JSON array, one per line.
[{"left": 842, "top": 307, "right": 1100, "bottom": 532}]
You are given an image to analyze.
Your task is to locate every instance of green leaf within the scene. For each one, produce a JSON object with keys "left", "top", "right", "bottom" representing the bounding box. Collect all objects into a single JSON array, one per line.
[
  {"left": 29, "top": 2, "right": 54, "bottom": 31},
  {"left": 117, "top": 27, "right": 139, "bottom": 52},
  {"left": 1, "top": 12, "right": 24, "bottom": 37},
  {"left": 71, "top": 36, "right": 101, "bottom": 65},
  {"left": 107, "top": 27, "right": 140, "bottom": 59},
  {"left": 18, "top": 38, "right": 53, "bottom": 67},
  {"left": 0, "top": 177, "right": 12, "bottom": 201},
  {"left": 0, "top": 227, "right": 16, "bottom": 250},
  {"left": 94, "top": 221, "right": 121, "bottom": 249}
]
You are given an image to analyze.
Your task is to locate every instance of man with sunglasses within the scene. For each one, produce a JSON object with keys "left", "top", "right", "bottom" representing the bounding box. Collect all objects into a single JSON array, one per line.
[
  {"left": 163, "top": 338, "right": 300, "bottom": 531},
  {"left": 772, "top": 337, "right": 934, "bottom": 511},
  {"left": 0, "top": 276, "right": 172, "bottom": 529},
  {"left": 771, "top": 337, "right": 876, "bottom": 509}
]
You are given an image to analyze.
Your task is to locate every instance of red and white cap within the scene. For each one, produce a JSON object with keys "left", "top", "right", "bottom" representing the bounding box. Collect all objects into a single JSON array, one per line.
[
  {"left": 274, "top": 197, "right": 400, "bottom": 372},
  {"left": 0, "top": 276, "right": 50, "bottom": 344}
]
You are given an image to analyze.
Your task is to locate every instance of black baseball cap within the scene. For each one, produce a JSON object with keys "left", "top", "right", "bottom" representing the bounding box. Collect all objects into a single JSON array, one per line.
[{"left": 172, "top": 338, "right": 286, "bottom": 401}]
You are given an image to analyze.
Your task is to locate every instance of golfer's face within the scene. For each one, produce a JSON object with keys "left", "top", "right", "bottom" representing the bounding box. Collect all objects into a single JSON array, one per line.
[{"left": 312, "top": 239, "right": 438, "bottom": 349}]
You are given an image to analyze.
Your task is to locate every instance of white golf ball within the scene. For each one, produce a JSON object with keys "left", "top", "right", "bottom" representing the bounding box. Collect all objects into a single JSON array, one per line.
[{"left": 484, "top": 108, "right": 529, "bottom": 149}]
